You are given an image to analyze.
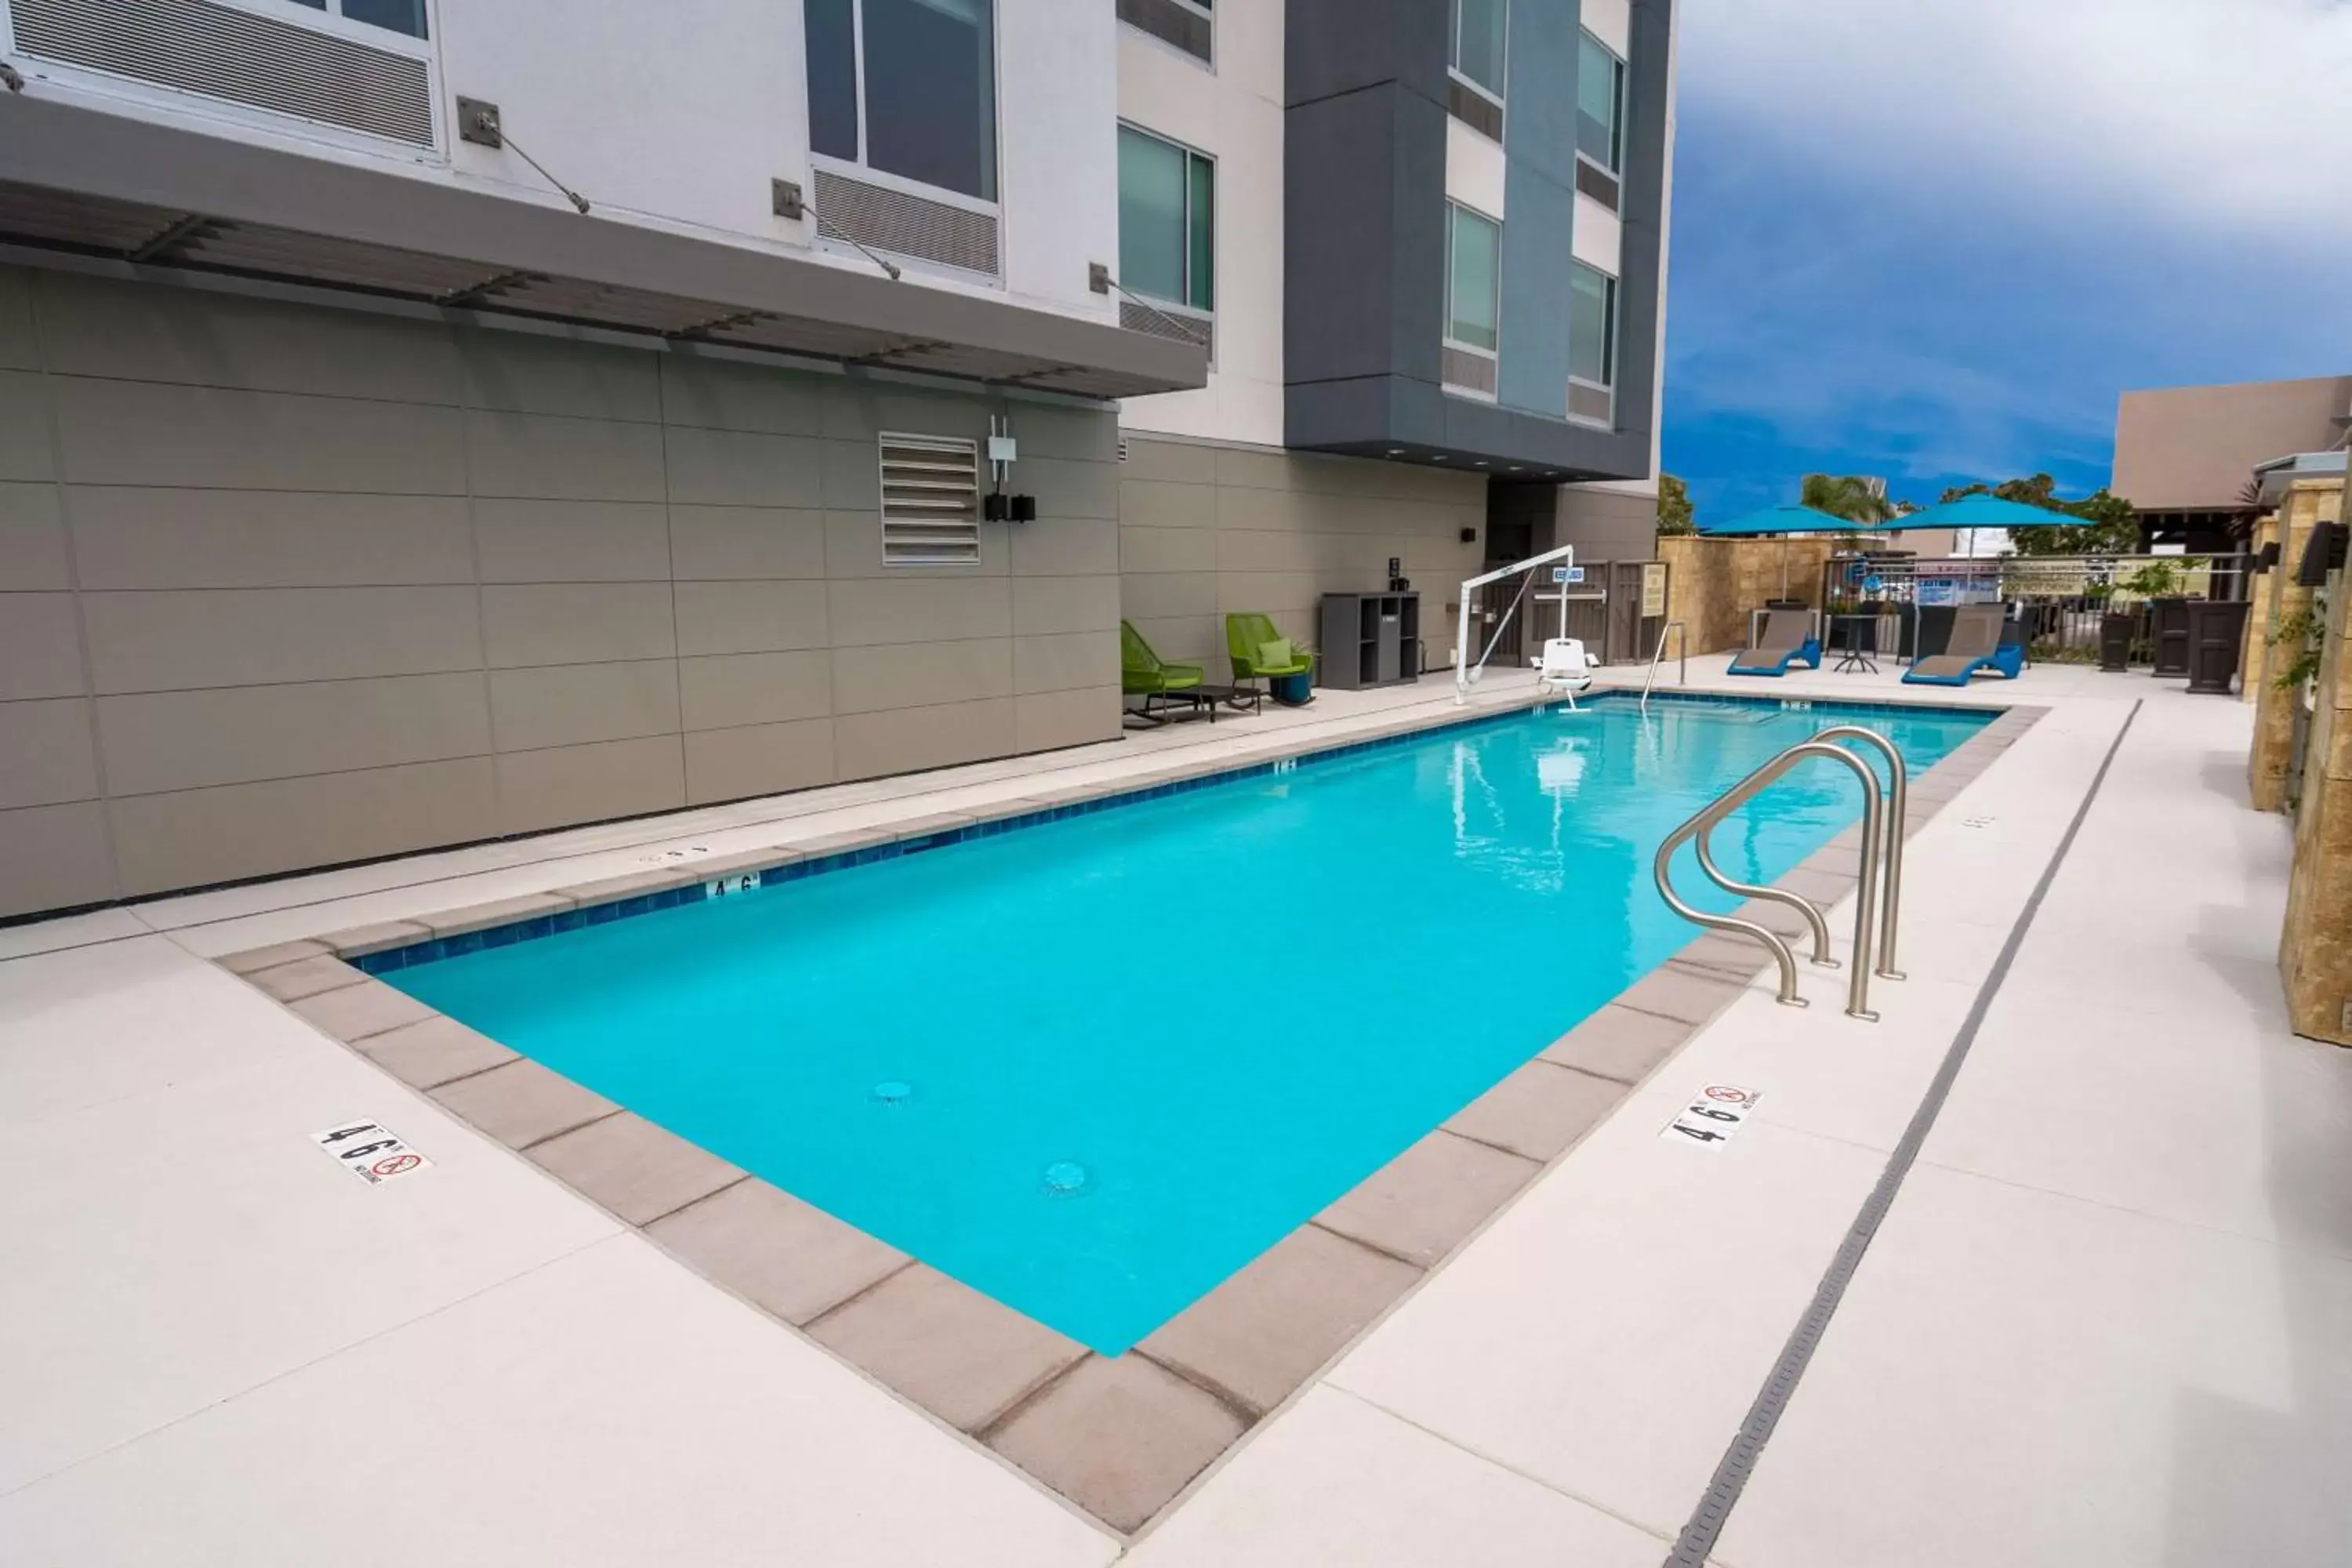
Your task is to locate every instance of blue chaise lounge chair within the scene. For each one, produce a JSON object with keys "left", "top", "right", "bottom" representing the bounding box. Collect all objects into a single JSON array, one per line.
[
  {"left": 1904, "top": 604, "right": 2020, "bottom": 685},
  {"left": 1727, "top": 609, "right": 1822, "bottom": 677}
]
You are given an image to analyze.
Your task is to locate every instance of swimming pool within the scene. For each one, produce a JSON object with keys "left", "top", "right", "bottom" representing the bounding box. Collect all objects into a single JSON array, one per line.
[{"left": 386, "top": 694, "right": 1991, "bottom": 1353}]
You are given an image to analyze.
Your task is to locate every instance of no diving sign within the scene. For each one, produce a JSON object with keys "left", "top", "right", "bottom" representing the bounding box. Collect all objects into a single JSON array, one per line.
[
  {"left": 313, "top": 1120, "right": 432, "bottom": 1185},
  {"left": 1661, "top": 1084, "right": 1762, "bottom": 1149}
]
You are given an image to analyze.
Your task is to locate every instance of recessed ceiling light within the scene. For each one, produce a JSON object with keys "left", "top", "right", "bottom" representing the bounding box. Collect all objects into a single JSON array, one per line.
[
  {"left": 1473, "top": 460, "right": 1488, "bottom": 468},
  {"left": 1507, "top": 465, "right": 1522, "bottom": 472},
  {"left": 1432, "top": 455, "right": 1447, "bottom": 462},
  {"left": 1385, "top": 448, "right": 1404, "bottom": 456}
]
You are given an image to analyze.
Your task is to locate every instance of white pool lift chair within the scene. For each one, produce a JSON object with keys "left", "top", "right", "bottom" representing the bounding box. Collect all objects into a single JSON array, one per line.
[{"left": 1534, "top": 637, "right": 1597, "bottom": 706}]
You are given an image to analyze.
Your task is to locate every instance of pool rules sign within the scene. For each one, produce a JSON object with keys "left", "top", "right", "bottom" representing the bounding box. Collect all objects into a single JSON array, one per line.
[
  {"left": 1661, "top": 1084, "right": 1762, "bottom": 1148},
  {"left": 313, "top": 1120, "right": 433, "bottom": 1185}
]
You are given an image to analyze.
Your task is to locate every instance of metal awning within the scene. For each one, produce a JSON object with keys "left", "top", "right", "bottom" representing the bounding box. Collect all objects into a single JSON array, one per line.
[{"left": 0, "top": 91, "right": 1204, "bottom": 400}]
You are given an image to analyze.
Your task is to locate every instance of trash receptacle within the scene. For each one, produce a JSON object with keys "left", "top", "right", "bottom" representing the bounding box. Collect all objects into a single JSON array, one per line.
[
  {"left": 2185, "top": 601, "right": 2251, "bottom": 694},
  {"left": 2098, "top": 611, "right": 2134, "bottom": 671}
]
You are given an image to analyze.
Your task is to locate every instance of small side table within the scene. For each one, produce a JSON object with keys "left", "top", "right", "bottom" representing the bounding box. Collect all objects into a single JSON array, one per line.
[{"left": 1829, "top": 614, "right": 1881, "bottom": 673}]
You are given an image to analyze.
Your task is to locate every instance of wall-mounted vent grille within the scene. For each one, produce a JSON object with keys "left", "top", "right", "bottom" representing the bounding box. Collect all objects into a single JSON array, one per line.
[
  {"left": 1574, "top": 160, "right": 1621, "bottom": 212},
  {"left": 1117, "top": 0, "right": 1211, "bottom": 64},
  {"left": 814, "top": 169, "right": 1000, "bottom": 278},
  {"left": 9, "top": 0, "right": 436, "bottom": 147},
  {"left": 1442, "top": 346, "right": 1498, "bottom": 397},
  {"left": 879, "top": 433, "right": 982, "bottom": 566},
  {"left": 1446, "top": 78, "right": 1503, "bottom": 141},
  {"left": 1119, "top": 298, "right": 1214, "bottom": 361},
  {"left": 1568, "top": 381, "right": 1614, "bottom": 426}
]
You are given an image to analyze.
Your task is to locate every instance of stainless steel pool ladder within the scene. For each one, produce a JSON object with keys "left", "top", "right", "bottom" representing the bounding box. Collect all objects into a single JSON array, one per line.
[
  {"left": 1639, "top": 620, "right": 1688, "bottom": 715},
  {"left": 1651, "top": 725, "right": 1907, "bottom": 1021}
]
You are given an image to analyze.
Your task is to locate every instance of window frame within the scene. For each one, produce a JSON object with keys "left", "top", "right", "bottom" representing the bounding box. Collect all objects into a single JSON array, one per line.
[
  {"left": 1116, "top": 122, "right": 1217, "bottom": 343},
  {"left": 805, "top": 0, "right": 1004, "bottom": 212},
  {"left": 1447, "top": 0, "right": 1510, "bottom": 119},
  {"left": 1443, "top": 199, "right": 1503, "bottom": 398},
  {"left": 282, "top": 0, "right": 431, "bottom": 39},
  {"left": 1116, "top": 0, "right": 1215, "bottom": 71},
  {"left": 1567, "top": 260, "right": 1618, "bottom": 426},
  {"left": 1575, "top": 28, "right": 1627, "bottom": 180}
]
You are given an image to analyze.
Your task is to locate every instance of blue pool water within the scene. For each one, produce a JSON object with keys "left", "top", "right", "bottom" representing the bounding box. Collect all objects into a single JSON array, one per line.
[{"left": 389, "top": 695, "right": 1990, "bottom": 1352}]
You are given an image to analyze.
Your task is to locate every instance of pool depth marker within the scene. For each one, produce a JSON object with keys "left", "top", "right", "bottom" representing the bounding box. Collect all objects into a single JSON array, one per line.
[{"left": 1661, "top": 699, "right": 2143, "bottom": 1568}]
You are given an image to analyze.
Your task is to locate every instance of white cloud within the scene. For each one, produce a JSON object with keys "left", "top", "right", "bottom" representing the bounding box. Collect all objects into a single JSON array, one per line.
[{"left": 1677, "top": 0, "right": 2352, "bottom": 249}]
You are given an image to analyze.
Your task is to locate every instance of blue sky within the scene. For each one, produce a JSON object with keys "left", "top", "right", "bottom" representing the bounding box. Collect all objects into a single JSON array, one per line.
[{"left": 1661, "top": 0, "right": 2352, "bottom": 524}]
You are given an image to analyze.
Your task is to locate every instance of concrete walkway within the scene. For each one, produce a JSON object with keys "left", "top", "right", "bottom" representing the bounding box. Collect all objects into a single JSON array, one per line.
[{"left": 3, "top": 657, "right": 2346, "bottom": 1565}]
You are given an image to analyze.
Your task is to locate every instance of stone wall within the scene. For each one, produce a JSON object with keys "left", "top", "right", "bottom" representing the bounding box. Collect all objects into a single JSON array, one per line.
[
  {"left": 2280, "top": 554, "right": 2351, "bottom": 1045},
  {"left": 0, "top": 265, "right": 1122, "bottom": 918},
  {"left": 2249, "top": 479, "right": 2341, "bottom": 811},
  {"left": 1657, "top": 536, "right": 1838, "bottom": 655}
]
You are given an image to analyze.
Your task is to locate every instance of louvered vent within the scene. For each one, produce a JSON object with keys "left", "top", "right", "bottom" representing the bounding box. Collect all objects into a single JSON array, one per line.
[
  {"left": 879, "top": 434, "right": 982, "bottom": 567},
  {"left": 1443, "top": 346, "right": 1497, "bottom": 397},
  {"left": 1119, "top": 298, "right": 1213, "bottom": 361},
  {"left": 814, "top": 170, "right": 1000, "bottom": 278},
  {"left": 9, "top": 0, "right": 436, "bottom": 147},
  {"left": 1569, "top": 382, "right": 1614, "bottom": 425},
  {"left": 1574, "top": 160, "right": 1621, "bottom": 212},
  {"left": 1446, "top": 78, "right": 1503, "bottom": 141},
  {"left": 1117, "top": 0, "right": 1211, "bottom": 64}
]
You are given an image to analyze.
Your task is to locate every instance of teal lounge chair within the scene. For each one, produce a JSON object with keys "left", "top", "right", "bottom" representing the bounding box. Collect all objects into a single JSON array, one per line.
[
  {"left": 1225, "top": 612, "right": 1315, "bottom": 699},
  {"left": 1904, "top": 604, "right": 2018, "bottom": 686},
  {"left": 1727, "top": 609, "right": 1822, "bottom": 677},
  {"left": 1122, "top": 620, "right": 1203, "bottom": 723}
]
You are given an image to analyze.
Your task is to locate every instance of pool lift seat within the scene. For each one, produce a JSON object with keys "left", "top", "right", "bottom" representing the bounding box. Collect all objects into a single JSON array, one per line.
[{"left": 1535, "top": 637, "right": 1597, "bottom": 706}]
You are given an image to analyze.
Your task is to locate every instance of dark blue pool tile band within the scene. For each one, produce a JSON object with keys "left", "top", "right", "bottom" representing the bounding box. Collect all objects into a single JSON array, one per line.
[{"left": 361, "top": 690, "right": 2001, "bottom": 975}]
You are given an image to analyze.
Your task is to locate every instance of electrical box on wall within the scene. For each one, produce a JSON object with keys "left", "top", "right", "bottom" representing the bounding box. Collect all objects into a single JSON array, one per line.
[{"left": 987, "top": 435, "right": 1018, "bottom": 464}]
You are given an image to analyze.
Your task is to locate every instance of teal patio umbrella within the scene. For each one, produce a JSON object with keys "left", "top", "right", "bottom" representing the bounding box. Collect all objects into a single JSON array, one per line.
[
  {"left": 1696, "top": 504, "right": 1862, "bottom": 537},
  {"left": 1866, "top": 494, "right": 2076, "bottom": 532}
]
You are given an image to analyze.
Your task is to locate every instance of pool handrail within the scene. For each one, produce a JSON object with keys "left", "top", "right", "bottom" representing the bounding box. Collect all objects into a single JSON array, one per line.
[
  {"left": 1639, "top": 619, "right": 1687, "bottom": 714},
  {"left": 1809, "top": 724, "right": 1908, "bottom": 980},
  {"left": 1653, "top": 736, "right": 1888, "bottom": 1020}
]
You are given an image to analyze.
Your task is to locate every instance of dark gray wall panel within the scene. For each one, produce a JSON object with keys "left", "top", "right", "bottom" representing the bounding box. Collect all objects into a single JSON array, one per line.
[{"left": 1285, "top": 0, "right": 1450, "bottom": 108}]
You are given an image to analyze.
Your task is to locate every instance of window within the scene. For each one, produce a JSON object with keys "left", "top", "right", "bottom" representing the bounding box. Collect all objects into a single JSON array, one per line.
[
  {"left": 289, "top": 0, "right": 428, "bottom": 38},
  {"left": 1577, "top": 31, "right": 1624, "bottom": 172},
  {"left": 804, "top": 0, "right": 999, "bottom": 203},
  {"left": 1569, "top": 260, "right": 1617, "bottom": 423},
  {"left": 1446, "top": 0, "right": 1508, "bottom": 137},
  {"left": 1450, "top": 0, "right": 1508, "bottom": 100},
  {"left": 1117, "top": 125, "right": 1214, "bottom": 312},
  {"left": 879, "top": 434, "right": 982, "bottom": 566},
  {"left": 1446, "top": 203, "right": 1500, "bottom": 353},
  {"left": 1117, "top": 0, "right": 1212, "bottom": 67}
]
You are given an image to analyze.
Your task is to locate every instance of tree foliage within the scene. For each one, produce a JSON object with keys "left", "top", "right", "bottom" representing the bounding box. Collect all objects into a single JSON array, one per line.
[
  {"left": 1799, "top": 473, "right": 1898, "bottom": 526},
  {"left": 1657, "top": 473, "right": 1696, "bottom": 535},
  {"left": 1938, "top": 474, "right": 2141, "bottom": 557}
]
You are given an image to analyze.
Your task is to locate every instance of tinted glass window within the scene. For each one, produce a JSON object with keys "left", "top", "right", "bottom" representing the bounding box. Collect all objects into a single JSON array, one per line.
[
  {"left": 1451, "top": 0, "right": 1508, "bottom": 98},
  {"left": 1118, "top": 127, "right": 1187, "bottom": 303},
  {"left": 1447, "top": 205, "right": 1500, "bottom": 352},
  {"left": 864, "top": 0, "right": 998, "bottom": 201},
  {"left": 1185, "top": 151, "right": 1215, "bottom": 310},
  {"left": 341, "top": 0, "right": 426, "bottom": 34},
  {"left": 1577, "top": 33, "right": 1623, "bottom": 170},
  {"left": 1570, "top": 262, "right": 1616, "bottom": 385},
  {"left": 806, "top": 0, "right": 860, "bottom": 161}
]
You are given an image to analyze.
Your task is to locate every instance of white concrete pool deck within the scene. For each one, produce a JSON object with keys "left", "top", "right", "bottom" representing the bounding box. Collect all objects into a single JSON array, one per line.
[{"left": 4, "top": 657, "right": 2348, "bottom": 1565}]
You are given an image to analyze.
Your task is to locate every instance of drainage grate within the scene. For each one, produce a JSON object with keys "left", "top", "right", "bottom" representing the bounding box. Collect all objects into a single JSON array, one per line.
[
  {"left": 10, "top": 0, "right": 436, "bottom": 147},
  {"left": 813, "top": 169, "right": 1000, "bottom": 278}
]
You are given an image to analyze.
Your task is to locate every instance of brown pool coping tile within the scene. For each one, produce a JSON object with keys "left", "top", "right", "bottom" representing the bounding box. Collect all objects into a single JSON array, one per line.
[
  {"left": 287, "top": 975, "right": 438, "bottom": 1040},
  {"left": 1315, "top": 1128, "right": 1541, "bottom": 1269},
  {"left": 1443, "top": 1059, "right": 1628, "bottom": 1163},
  {"left": 421, "top": 891, "right": 575, "bottom": 938},
  {"left": 321, "top": 920, "right": 432, "bottom": 957},
  {"left": 354, "top": 1014, "right": 519, "bottom": 1089},
  {"left": 205, "top": 685, "right": 2042, "bottom": 1541},
  {"left": 646, "top": 1178, "right": 909, "bottom": 1326},
  {"left": 808, "top": 1263, "right": 1088, "bottom": 1433},
  {"left": 430, "top": 1058, "right": 619, "bottom": 1149},
  {"left": 525, "top": 1111, "right": 745, "bottom": 1226},
  {"left": 220, "top": 939, "right": 332, "bottom": 975},
  {"left": 1138, "top": 1221, "right": 1420, "bottom": 1417},
  {"left": 246, "top": 952, "right": 372, "bottom": 1002},
  {"left": 1541, "top": 1003, "right": 1693, "bottom": 1085},
  {"left": 985, "top": 1353, "right": 1248, "bottom": 1534}
]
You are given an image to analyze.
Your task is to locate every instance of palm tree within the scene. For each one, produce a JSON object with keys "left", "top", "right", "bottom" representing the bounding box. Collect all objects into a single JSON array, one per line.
[{"left": 1799, "top": 473, "right": 1898, "bottom": 527}]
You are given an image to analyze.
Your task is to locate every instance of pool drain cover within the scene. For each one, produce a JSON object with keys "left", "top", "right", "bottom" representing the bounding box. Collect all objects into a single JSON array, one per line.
[
  {"left": 869, "top": 1080, "right": 914, "bottom": 1107},
  {"left": 1040, "top": 1160, "right": 1091, "bottom": 1196}
]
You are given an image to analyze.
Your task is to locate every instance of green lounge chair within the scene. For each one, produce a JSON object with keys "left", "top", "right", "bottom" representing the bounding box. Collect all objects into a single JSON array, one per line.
[
  {"left": 1225, "top": 612, "right": 1315, "bottom": 702},
  {"left": 1122, "top": 620, "right": 1204, "bottom": 724}
]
